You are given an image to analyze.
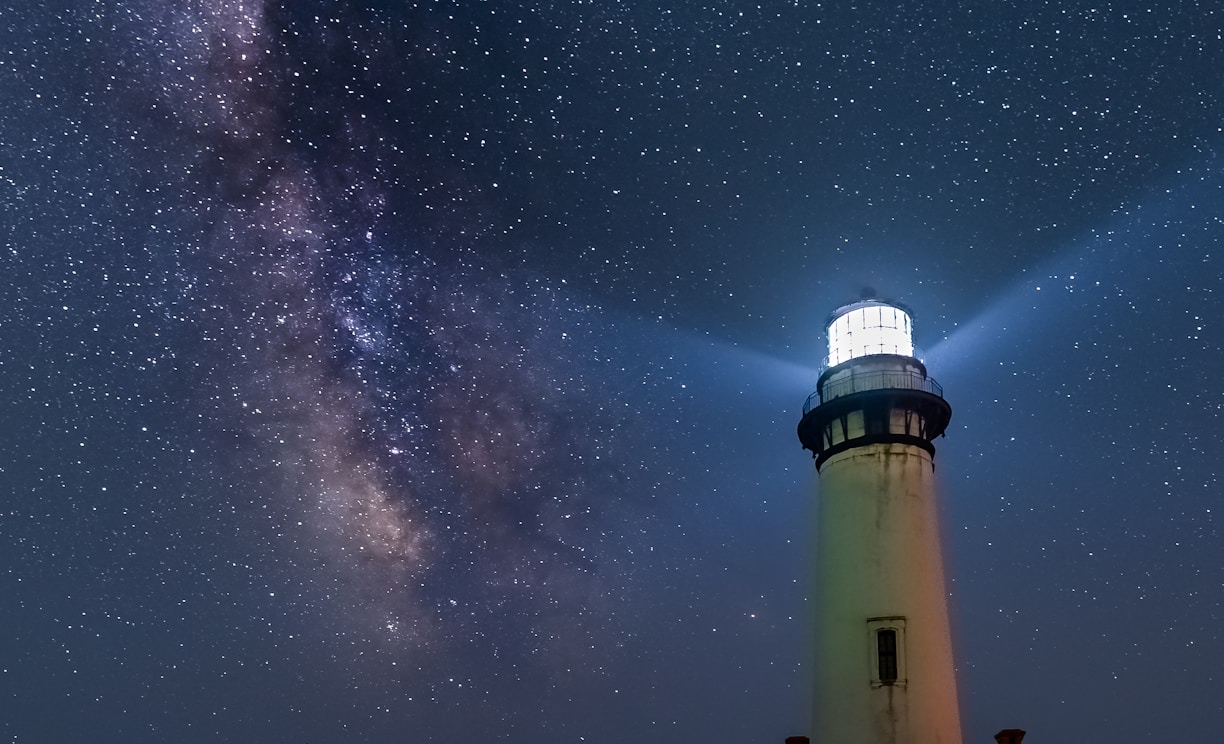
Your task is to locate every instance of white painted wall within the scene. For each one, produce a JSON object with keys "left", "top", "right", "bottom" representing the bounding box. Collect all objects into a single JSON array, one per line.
[{"left": 812, "top": 442, "right": 962, "bottom": 744}]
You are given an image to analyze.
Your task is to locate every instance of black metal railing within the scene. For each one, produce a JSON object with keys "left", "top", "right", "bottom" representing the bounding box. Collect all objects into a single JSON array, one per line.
[{"left": 803, "top": 369, "right": 944, "bottom": 414}]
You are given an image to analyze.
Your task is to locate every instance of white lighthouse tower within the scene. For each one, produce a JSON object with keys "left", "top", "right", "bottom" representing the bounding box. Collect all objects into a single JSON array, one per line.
[{"left": 797, "top": 297, "right": 961, "bottom": 744}]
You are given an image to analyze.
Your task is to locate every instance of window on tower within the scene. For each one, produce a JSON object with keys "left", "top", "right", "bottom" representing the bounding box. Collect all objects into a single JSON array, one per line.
[
  {"left": 867, "top": 617, "right": 906, "bottom": 687},
  {"left": 865, "top": 406, "right": 887, "bottom": 435},
  {"left": 877, "top": 629, "right": 899, "bottom": 684}
]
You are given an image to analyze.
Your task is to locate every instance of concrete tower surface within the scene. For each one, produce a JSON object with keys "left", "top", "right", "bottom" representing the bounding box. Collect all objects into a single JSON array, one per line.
[{"left": 797, "top": 298, "right": 961, "bottom": 744}]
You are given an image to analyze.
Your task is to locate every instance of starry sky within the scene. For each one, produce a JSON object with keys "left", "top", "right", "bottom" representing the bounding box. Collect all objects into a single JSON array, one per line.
[{"left": 2, "top": 1, "right": 1221, "bottom": 742}]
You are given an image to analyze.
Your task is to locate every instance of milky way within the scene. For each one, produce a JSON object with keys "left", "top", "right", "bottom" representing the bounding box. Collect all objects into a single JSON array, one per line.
[{"left": 92, "top": 0, "right": 674, "bottom": 697}]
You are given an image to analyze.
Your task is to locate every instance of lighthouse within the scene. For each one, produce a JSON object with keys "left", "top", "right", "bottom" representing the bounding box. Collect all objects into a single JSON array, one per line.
[{"left": 797, "top": 297, "right": 961, "bottom": 744}]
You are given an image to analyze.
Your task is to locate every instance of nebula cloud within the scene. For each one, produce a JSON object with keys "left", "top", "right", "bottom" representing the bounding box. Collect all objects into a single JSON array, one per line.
[{"left": 110, "top": 0, "right": 654, "bottom": 667}]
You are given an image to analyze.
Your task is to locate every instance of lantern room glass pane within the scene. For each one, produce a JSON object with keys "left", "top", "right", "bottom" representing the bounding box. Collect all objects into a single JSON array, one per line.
[{"left": 826, "top": 303, "right": 915, "bottom": 365}]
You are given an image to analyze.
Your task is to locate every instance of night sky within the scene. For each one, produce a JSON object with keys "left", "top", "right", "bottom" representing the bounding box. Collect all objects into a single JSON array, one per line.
[{"left": 2, "top": 1, "right": 1222, "bottom": 742}]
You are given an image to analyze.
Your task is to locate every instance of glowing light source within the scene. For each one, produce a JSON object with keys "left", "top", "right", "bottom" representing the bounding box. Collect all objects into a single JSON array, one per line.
[{"left": 826, "top": 301, "right": 914, "bottom": 365}]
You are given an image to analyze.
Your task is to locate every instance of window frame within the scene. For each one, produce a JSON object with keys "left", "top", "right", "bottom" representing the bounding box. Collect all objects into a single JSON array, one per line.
[{"left": 866, "top": 617, "right": 907, "bottom": 688}]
